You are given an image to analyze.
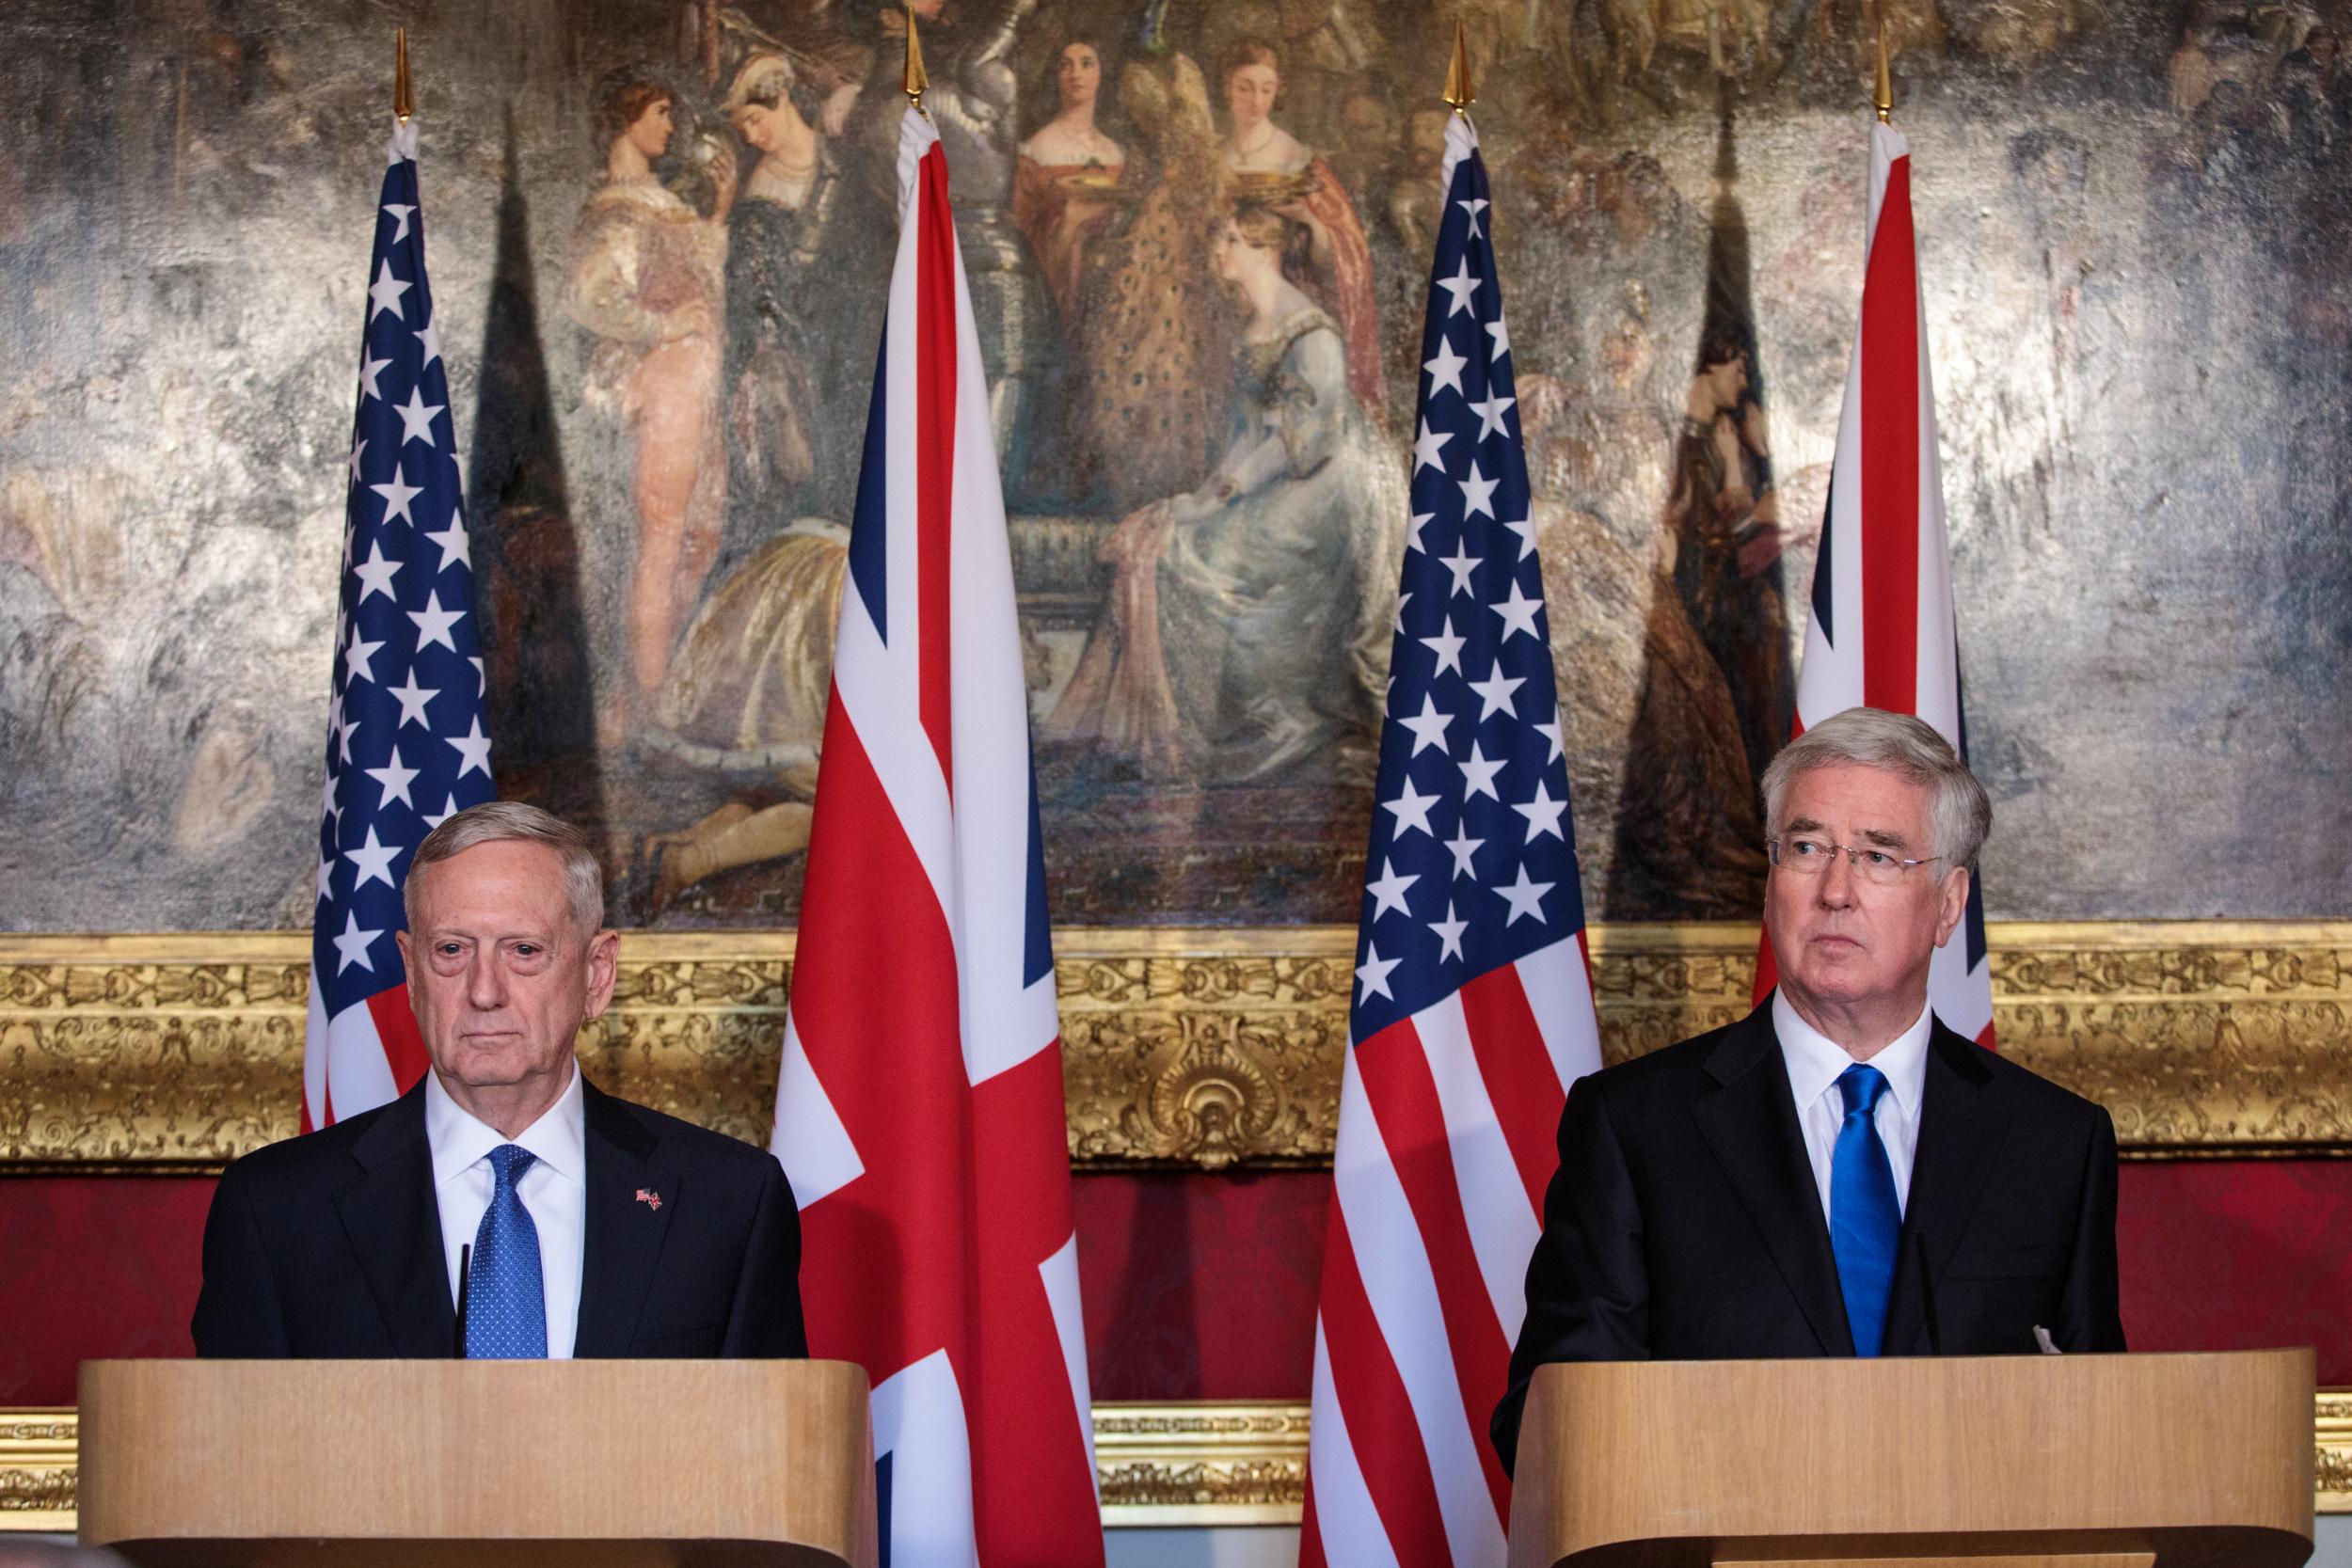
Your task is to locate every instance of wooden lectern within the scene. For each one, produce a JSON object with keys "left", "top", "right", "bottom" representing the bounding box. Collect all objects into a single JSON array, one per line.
[
  {"left": 77, "top": 1359, "right": 877, "bottom": 1568},
  {"left": 1508, "top": 1349, "right": 2314, "bottom": 1568}
]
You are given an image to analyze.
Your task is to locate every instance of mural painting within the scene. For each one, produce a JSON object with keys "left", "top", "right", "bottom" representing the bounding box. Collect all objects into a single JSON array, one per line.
[{"left": 0, "top": 0, "right": 2346, "bottom": 934}]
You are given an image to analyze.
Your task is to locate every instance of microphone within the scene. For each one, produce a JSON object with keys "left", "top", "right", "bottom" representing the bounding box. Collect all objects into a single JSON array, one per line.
[
  {"left": 1915, "top": 1231, "right": 1942, "bottom": 1356},
  {"left": 454, "top": 1242, "right": 472, "bottom": 1358}
]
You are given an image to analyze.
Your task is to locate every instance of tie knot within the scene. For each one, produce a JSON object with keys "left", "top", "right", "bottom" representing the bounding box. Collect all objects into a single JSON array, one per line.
[
  {"left": 1837, "top": 1063, "right": 1891, "bottom": 1117},
  {"left": 488, "top": 1144, "right": 537, "bottom": 1188}
]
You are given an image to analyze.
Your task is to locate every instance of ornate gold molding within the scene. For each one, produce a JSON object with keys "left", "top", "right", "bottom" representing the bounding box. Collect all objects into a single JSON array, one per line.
[
  {"left": 1, "top": 921, "right": 2348, "bottom": 1170},
  {"left": 4, "top": 1397, "right": 2344, "bottom": 1530},
  {"left": 0, "top": 1409, "right": 76, "bottom": 1532}
]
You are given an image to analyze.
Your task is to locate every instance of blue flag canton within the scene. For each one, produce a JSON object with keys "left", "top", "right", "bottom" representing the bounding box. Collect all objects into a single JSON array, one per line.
[
  {"left": 312, "top": 121, "right": 495, "bottom": 1019},
  {"left": 1350, "top": 142, "right": 1588, "bottom": 1044}
]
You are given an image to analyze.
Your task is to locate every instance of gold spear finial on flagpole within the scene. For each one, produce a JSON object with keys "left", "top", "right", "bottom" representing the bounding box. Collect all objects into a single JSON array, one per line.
[
  {"left": 1874, "top": 18, "right": 1893, "bottom": 123},
  {"left": 1443, "top": 18, "right": 1475, "bottom": 114},
  {"left": 903, "top": 8, "right": 930, "bottom": 113},
  {"left": 394, "top": 27, "right": 414, "bottom": 123}
]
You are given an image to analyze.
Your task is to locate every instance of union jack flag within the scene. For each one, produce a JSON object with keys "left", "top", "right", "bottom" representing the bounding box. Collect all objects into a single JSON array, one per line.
[
  {"left": 306, "top": 116, "right": 494, "bottom": 1129},
  {"left": 770, "top": 107, "right": 1101, "bottom": 1568},
  {"left": 1757, "top": 119, "right": 1994, "bottom": 1045},
  {"left": 1299, "top": 113, "right": 1603, "bottom": 1568}
]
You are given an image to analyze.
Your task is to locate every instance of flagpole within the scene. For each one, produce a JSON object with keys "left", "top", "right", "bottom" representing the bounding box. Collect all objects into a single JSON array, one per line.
[
  {"left": 1874, "top": 21, "right": 1893, "bottom": 122},
  {"left": 1443, "top": 18, "right": 1474, "bottom": 113},
  {"left": 903, "top": 8, "right": 929, "bottom": 114},
  {"left": 394, "top": 27, "right": 413, "bottom": 123}
]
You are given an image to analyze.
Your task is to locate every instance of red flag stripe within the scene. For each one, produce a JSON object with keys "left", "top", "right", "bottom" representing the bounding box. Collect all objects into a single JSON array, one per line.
[
  {"left": 792, "top": 688, "right": 974, "bottom": 1375},
  {"left": 1313, "top": 1212, "right": 1456, "bottom": 1566},
  {"left": 1858, "top": 155, "right": 1921, "bottom": 715},
  {"left": 1454, "top": 962, "right": 1569, "bottom": 1212},
  {"left": 914, "top": 143, "right": 957, "bottom": 788},
  {"left": 1352, "top": 1022, "right": 1516, "bottom": 1520}
]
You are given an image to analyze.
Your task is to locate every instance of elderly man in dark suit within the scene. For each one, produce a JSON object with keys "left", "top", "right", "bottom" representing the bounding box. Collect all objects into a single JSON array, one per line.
[
  {"left": 193, "top": 802, "right": 805, "bottom": 1359},
  {"left": 1494, "top": 707, "right": 2123, "bottom": 1470}
]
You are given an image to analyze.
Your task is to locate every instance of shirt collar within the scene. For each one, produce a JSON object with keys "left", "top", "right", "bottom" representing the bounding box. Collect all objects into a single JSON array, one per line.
[
  {"left": 424, "top": 1060, "right": 586, "bottom": 1187},
  {"left": 1771, "top": 990, "right": 1933, "bottom": 1119}
]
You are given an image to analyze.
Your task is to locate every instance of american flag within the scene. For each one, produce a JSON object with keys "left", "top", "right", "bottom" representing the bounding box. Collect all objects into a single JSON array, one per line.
[
  {"left": 1299, "top": 113, "right": 1604, "bottom": 1568},
  {"left": 1756, "top": 119, "right": 1994, "bottom": 1045},
  {"left": 770, "top": 107, "right": 1101, "bottom": 1568},
  {"left": 305, "top": 116, "right": 494, "bottom": 1130}
]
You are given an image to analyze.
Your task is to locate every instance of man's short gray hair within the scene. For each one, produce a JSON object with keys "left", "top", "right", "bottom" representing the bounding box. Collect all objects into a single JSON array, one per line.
[
  {"left": 403, "top": 801, "right": 606, "bottom": 935},
  {"left": 1759, "top": 707, "right": 1993, "bottom": 871}
]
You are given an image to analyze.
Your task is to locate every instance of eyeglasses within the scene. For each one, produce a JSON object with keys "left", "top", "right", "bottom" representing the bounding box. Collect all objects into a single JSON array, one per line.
[{"left": 1767, "top": 836, "right": 1945, "bottom": 886}]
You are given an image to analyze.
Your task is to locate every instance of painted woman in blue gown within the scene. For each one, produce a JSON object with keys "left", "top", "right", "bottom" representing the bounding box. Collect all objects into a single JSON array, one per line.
[{"left": 1045, "top": 203, "right": 1397, "bottom": 782}]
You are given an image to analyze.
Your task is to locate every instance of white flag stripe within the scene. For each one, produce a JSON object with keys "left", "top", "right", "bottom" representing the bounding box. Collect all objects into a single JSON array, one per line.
[
  {"left": 1334, "top": 1055, "right": 1511, "bottom": 1568},
  {"left": 1306, "top": 1326, "right": 1407, "bottom": 1568},
  {"left": 772, "top": 1016, "right": 866, "bottom": 1210},
  {"left": 1514, "top": 936, "right": 1606, "bottom": 1093},
  {"left": 1039, "top": 1234, "right": 1101, "bottom": 1495},
  {"left": 871, "top": 1350, "right": 982, "bottom": 1568},
  {"left": 323, "top": 1002, "right": 396, "bottom": 1128},
  {"left": 1408, "top": 991, "right": 1542, "bottom": 1343}
]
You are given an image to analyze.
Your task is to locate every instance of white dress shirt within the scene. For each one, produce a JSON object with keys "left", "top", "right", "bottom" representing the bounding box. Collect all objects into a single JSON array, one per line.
[
  {"left": 1773, "top": 990, "right": 1932, "bottom": 1225},
  {"left": 425, "top": 1063, "right": 587, "bottom": 1358}
]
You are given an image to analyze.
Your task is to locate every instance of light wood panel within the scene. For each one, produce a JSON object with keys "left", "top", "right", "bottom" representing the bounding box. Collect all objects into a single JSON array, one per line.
[
  {"left": 77, "top": 1359, "right": 876, "bottom": 1568},
  {"left": 1510, "top": 1351, "right": 2315, "bottom": 1568}
]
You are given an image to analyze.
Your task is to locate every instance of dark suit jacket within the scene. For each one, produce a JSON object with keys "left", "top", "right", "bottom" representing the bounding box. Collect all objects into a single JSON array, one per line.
[
  {"left": 1493, "top": 1000, "right": 2123, "bottom": 1470},
  {"left": 192, "top": 1074, "right": 807, "bottom": 1359}
]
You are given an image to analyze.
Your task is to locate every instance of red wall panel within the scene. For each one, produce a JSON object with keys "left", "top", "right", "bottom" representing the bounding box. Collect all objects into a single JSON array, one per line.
[{"left": 2, "top": 1162, "right": 2346, "bottom": 1408}]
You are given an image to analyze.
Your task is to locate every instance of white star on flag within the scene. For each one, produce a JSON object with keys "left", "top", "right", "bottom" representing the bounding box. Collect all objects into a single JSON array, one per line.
[
  {"left": 1381, "top": 777, "right": 1441, "bottom": 838},
  {"left": 331, "top": 911, "right": 384, "bottom": 974},
  {"left": 343, "top": 826, "right": 402, "bottom": 890},
  {"left": 1420, "top": 616, "right": 1466, "bottom": 677},
  {"left": 407, "top": 590, "right": 465, "bottom": 652},
  {"left": 1398, "top": 694, "right": 1454, "bottom": 756},
  {"left": 1469, "top": 664, "right": 1525, "bottom": 719},
  {"left": 382, "top": 202, "right": 415, "bottom": 242},
  {"left": 367, "top": 259, "right": 411, "bottom": 321},
  {"left": 387, "top": 670, "right": 438, "bottom": 729},
  {"left": 1436, "top": 256, "right": 1480, "bottom": 316},
  {"left": 1456, "top": 740, "right": 1507, "bottom": 801},
  {"left": 364, "top": 747, "right": 421, "bottom": 810},
  {"left": 1413, "top": 419, "right": 1453, "bottom": 475},
  {"left": 352, "top": 542, "right": 403, "bottom": 603},
  {"left": 1442, "top": 822, "right": 1483, "bottom": 879},
  {"left": 1354, "top": 941, "right": 1402, "bottom": 1002},
  {"left": 1512, "top": 780, "right": 1569, "bottom": 842},
  {"left": 1364, "top": 858, "right": 1421, "bottom": 922},
  {"left": 1490, "top": 579, "right": 1543, "bottom": 642},
  {"left": 1423, "top": 337, "right": 1469, "bottom": 398},
  {"left": 394, "top": 386, "right": 443, "bottom": 448},
  {"left": 423, "top": 515, "right": 470, "bottom": 572},
  {"left": 1494, "top": 864, "right": 1554, "bottom": 925},
  {"left": 446, "top": 717, "right": 493, "bottom": 778},
  {"left": 1428, "top": 900, "right": 1469, "bottom": 962},
  {"left": 370, "top": 465, "right": 422, "bottom": 527}
]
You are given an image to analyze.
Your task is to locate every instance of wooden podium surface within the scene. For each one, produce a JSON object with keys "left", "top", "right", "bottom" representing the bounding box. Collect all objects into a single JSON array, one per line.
[
  {"left": 77, "top": 1359, "right": 877, "bottom": 1568},
  {"left": 1508, "top": 1350, "right": 2315, "bottom": 1568}
]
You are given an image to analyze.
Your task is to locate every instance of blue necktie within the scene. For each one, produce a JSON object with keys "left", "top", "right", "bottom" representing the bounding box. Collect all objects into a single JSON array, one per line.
[
  {"left": 465, "top": 1145, "right": 548, "bottom": 1359},
  {"left": 1830, "top": 1064, "right": 1901, "bottom": 1357}
]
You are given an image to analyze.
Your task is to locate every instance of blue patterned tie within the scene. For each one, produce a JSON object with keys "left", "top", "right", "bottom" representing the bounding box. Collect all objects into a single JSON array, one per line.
[
  {"left": 464, "top": 1145, "right": 548, "bottom": 1359},
  {"left": 1830, "top": 1064, "right": 1901, "bottom": 1357}
]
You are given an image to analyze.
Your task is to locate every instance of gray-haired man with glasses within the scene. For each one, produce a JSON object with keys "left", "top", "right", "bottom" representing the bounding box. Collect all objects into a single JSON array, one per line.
[{"left": 1493, "top": 707, "right": 2124, "bottom": 1471}]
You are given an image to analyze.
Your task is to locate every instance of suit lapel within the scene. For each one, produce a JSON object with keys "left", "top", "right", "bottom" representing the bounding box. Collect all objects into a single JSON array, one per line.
[
  {"left": 1688, "top": 1006, "right": 1854, "bottom": 1355},
  {"left": 331, "top": 1085, "right": 458, "bottom": 1357},
  {"left": 572, "top": 1079, "right": 681, "bottom": 1358},
  {"left": 1884, "top": 1022, "right": 2010, "bottom": 1354}
]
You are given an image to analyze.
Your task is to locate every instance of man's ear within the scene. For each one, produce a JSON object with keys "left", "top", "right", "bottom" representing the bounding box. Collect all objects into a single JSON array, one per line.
[
  {"left": 581, "top": 928, "right": 622, "bottom": 1022},
  {"left": 1932, "top": 864, "right": 1971, "bottom": 949}
]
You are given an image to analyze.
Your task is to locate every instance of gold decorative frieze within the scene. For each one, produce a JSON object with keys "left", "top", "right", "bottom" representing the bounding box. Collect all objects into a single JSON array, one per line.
[
  {"left": 1093, "top": 1402, "right": 1312, "bottom": 1525},
  {"left": 4, "top": 1397, "right": 2346, "bottom": 1530},
  {"left": 0, "top": 922, "right": 2347, "bottom": 1170},
  {"left": 0, "top": 1409, "right": 76, "bottom": 1532}
]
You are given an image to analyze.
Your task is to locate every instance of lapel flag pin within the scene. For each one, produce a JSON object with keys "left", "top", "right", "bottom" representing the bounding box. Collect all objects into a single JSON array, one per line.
[{"left": 635, "top": 1188, "right": 662, "bottom": 1212}]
